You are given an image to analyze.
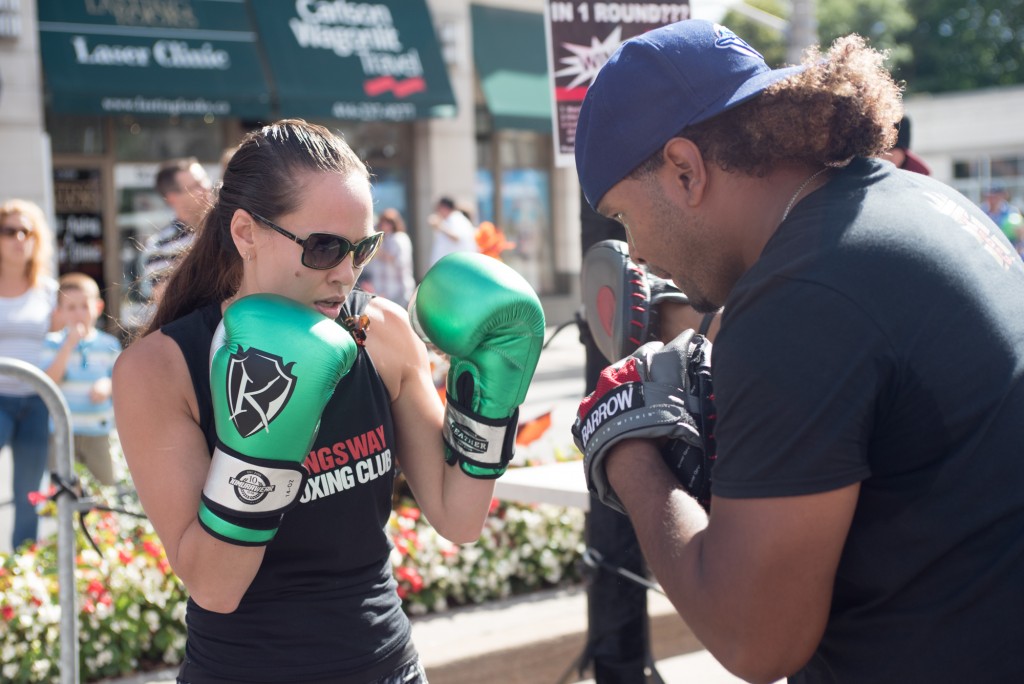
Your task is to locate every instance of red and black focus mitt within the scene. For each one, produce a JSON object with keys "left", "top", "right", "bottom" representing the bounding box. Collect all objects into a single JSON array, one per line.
[{"left": 580, "top": 240, "right": 690, "bottom": 364}]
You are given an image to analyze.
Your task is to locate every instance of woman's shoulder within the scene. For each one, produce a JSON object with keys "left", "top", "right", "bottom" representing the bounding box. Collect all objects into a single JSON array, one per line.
[
  {"left": 115, "top": 330, "right": 186, "bottom": 388},
  {"left": 363, "top": 292, "right": 411, "bottom": 331},
  {"left": 360, "top": 294, "right": 423, "bottom": 391}
]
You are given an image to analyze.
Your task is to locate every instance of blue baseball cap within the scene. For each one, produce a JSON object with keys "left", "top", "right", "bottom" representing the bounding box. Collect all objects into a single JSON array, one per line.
[{"left": 575, "top": 20, "right": 808, "bottom": 209}]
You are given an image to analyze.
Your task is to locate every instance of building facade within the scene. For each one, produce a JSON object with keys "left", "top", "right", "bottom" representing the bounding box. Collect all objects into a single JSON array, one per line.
[
  {"left": 1, "top": 0, "right": 582, "bottom": 335},
  {"left": 4, "top": 0, "right": 1021, "bottom": 338}
]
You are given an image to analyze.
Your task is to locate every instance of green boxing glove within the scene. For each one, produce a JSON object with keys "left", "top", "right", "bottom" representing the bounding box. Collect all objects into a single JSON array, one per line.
[
  {"left": 409, "top": 253, "right": 545, "bottom": 478},
  {"left": 199, "top": 294, "right": 357, "bottom": 546}
]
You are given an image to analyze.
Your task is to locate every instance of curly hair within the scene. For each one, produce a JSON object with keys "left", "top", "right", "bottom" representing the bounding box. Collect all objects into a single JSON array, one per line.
[{"left": 632, "top": 35, "right": 904, "bottom": 179}]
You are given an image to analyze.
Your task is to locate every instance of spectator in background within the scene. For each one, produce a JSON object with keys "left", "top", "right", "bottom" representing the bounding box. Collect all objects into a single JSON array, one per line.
[
  {"left": 41, "top": 272, "right": 123, "bottom": 487},
  {"left": 983, "top": 185, "right": 1024, "bottom": 253},
  {"left": 362, "top": 208, "right": 416, "bottom": 309},
  {"left": 139, "top": 157, "right": 212, "bottom": 305},
  {"left": 881, "top": 115, "right": 931, "bottom": 175},
  {"left": 427, "top": 196, "right": 476, "bottom": 266},
  {"left": 0, "top": 199, "right": 58, "bottom": 550},
  {"left": 475, "top": 221, "right": 516, "bottom": 261},
  {"left": 880, "top": 114, "right": 937, "bottom": 175}
]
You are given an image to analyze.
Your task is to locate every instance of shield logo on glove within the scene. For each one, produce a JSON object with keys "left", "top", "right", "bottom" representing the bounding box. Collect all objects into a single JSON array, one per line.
[{"left": 226, "top": 348, "right": 297, "bottom": 437}]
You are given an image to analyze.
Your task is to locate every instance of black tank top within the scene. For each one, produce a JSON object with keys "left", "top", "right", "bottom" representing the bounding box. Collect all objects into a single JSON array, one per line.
[{"left": 162, "top": 290, "right": 414, "bottom": 683}]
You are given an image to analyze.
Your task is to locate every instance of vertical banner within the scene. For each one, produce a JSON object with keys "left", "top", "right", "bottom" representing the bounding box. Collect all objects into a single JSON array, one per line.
[
  {"left": 544, "top": 1, "right": 690, "bottom": 167},
  {"left": 53, "top": 167, "right": 105, "bottom": 289}
]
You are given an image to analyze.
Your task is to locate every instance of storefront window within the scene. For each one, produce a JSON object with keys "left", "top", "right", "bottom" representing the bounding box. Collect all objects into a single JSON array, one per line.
[
  {"left": 47, "top": 113, "right": 106, "bottom": 155},
  {"left": 113, "top": 115, "right": 226, "bottom": 162},
  {"left": 114, "top": 161, "right": 219, "bottom": 334},
  {"left": 950, "top": 153, "right": 1024, "bottom": 205},
  {"left": 476, "top": 130, "right": 554, "bottom": 293}
]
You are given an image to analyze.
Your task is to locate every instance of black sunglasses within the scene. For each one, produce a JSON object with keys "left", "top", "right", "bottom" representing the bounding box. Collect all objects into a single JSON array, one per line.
[
  {"left": 0, "top": 226, "right": 33, "bottom": 239},
  {"left": 249, "top": 211, "right": 383, "bottom": 270}
]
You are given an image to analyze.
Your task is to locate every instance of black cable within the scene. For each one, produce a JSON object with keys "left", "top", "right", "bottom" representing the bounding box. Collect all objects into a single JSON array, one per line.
[{"left": 46, "top": 473, "right": 150, "bottom": 561}]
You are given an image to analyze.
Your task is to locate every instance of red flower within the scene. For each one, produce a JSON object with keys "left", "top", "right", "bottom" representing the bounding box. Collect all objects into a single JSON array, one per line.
[
  {"left": 118, "top": 550, "right": 133, "bottom": 564},
  {"left": 26, "top": 485, "right": 56, "bottom": 507},
  {"left": 398, "top": 506, "right": 421, "bottom": 521},
  {"left": 394, "top": 565, "right": 424, "bottom": 593},
  {"left": 142, "top": 540, "right": 162, "bottom": 558},
  {"left": 1, "top": 604, "right": 14, "bottom": 621},
  {"left": 86, "top": 579, "right": 105, "bottom": 597},
  {"left": 488, "top": 498, "right": 500, "bottom": 515},
  {"left": 397, "top": 586, "right": 408, "bottom": 599},
  {"left": 82, "top": 598, "right": 95, "bottom": 614}
]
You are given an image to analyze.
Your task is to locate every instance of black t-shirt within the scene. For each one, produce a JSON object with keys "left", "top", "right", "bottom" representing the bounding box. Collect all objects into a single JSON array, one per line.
[
  {"left": 712, "top": 158, "right": 1024, "bottom": 682},
  {"left": 163, "top": 290, "right": 414, "bottom": 683}
]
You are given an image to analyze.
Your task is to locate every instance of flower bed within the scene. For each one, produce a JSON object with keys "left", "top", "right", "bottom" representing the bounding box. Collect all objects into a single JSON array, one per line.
[{"left": 0, "top": 473, "right": 585, "bottom": 683}]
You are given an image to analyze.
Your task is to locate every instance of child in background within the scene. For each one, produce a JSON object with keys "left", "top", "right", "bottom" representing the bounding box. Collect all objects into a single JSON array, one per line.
[{"left": 41, "top": 272, "right": 123, "bottom": 486}]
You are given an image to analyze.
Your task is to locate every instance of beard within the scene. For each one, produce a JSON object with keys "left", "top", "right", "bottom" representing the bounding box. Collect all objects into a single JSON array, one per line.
[{"left": 646, "top": 187, "right": 729, "bottom": 313}]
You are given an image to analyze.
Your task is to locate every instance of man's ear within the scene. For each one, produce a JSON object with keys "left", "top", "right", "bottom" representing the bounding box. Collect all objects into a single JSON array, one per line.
[
  {"left": 229, "top": 208, "right": 257, "bottom": 257},
  {"left": 662, "top": 138, "right": 708, "bottom": 208}
]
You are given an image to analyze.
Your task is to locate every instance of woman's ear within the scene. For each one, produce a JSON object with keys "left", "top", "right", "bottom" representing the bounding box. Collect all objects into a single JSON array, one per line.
[
  {"left": 663, "top": 138, "right": 708, "bottom": 208},
  {"left": 229, "top": 208, "right": 257, "bottom": 258}
]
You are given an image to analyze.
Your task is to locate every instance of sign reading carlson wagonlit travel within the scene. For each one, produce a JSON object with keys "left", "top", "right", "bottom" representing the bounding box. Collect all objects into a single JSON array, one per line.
[
  {"left": 544, "top": 1, "right": 691, "bottom": 167},
  {"left": 248, "top": 1, "right": 456, "bottom": 121}
]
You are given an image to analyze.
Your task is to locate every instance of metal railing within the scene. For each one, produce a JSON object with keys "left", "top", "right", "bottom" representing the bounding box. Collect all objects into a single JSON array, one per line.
[{"left": 0, "top": 358, "right": 79, "bottom": 684}]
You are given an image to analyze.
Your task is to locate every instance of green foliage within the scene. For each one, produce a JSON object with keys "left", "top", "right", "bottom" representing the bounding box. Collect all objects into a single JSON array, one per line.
[
  {"left": 722, "top": 0, "right": 789, "bottom": 67},
  {"left": 725, "top": 0, "right": 1024, "bottom": 93},
  {"left": 903, "top": 0, "right": 1024, "bottom": 93},
  {"left": 0, "top": 498, "right": 188, "bottom": 683},
  {"left": 817, "top": 0, "right": 915, "bottom": 77}
]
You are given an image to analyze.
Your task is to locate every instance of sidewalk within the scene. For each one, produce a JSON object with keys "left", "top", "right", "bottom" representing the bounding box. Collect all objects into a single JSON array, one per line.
[{"left": 101, "top": 586, "right": 744, "bottom": 684}]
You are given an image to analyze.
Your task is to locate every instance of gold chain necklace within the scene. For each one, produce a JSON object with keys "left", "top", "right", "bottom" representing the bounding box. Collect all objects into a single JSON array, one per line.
[{"left": 781, "top": 167, "right": 829, "bottom": 223}]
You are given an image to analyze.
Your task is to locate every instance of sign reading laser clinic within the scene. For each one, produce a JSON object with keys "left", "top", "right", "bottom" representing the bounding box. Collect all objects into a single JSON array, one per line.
[
  {"left": 37, "top": 0, "right": 273, "bottom": 118},
  {"left": 70, "top": 36, "right": 230, "bottom": 69},
  {"left": 544, "top": 1, "right": 690, "bottom": 166}
]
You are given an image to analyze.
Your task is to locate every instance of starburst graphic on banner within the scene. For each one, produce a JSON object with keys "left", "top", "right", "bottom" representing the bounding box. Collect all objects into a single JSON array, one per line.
[{"left": 554, "top": 26, "right": 623, "bottom": 89}]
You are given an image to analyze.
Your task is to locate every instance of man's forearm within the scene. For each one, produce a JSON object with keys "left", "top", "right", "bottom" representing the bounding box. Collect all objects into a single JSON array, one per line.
[
  {"left": 606, "top": 439, "right": 836, "bottom": 682},
  {"left": 604, "top": 440, "right": 755, "bottom": 675}
]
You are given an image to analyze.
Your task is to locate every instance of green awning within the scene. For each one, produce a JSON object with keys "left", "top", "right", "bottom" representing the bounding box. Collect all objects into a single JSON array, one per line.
[
  {"left": 471, "top": 6, "right": 552, "bottom": 133},
  {"left": 249, "top": 1, "right": 456, "bottom": 122},
  {"left": 37, "top": 0, "right": 271, "bottom": 119}
]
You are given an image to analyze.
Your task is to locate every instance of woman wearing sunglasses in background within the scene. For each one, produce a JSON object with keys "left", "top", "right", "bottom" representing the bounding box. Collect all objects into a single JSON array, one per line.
[
  {"left": 0, "top": 199, "right": 58, "bottom": 552},
  {"left": 113, "top": 119, "right": 545, "bottom": 684}
]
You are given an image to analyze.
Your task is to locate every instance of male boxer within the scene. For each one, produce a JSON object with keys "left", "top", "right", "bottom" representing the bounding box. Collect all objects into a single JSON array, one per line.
[{"left": 573, "top": 19, "right": 1024, "bottom": 683}]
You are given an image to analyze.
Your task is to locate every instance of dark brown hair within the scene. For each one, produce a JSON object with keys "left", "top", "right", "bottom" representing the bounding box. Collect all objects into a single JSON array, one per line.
[
  {"left": 143, "top": 119, "right": 369, "bottom": 337},
  {"left": 154, "top": 157, "right": 203, "bottom": 197},
  {"left": 632, "top": 35, "right": 903, "bottom": 179}
]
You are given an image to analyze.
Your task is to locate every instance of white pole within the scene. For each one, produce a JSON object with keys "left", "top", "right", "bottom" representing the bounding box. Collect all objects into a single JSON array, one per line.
[{"left": 0, "top": 359, "right": 78, "bottom": 684}]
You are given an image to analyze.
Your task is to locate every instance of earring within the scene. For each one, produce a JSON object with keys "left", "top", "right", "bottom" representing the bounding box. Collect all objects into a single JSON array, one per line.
[{"left": 245, "top": 252, "right": 252, "bottom": 262}]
